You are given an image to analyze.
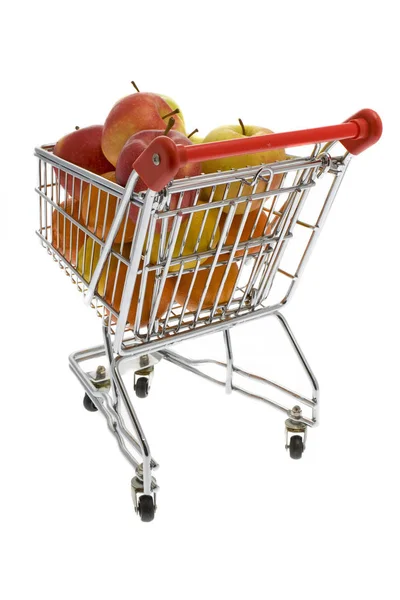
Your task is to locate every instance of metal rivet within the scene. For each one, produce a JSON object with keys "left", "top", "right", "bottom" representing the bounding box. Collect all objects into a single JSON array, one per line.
[
  {"left": 140, "top": 354, "right": 150, "bottom": 368},
  {"left": 291, "top": 405, "right": 302, "bottom": 418},
  {"left": 96, "top": 365, "right": 106, "bottom": 379},
  {"left": 152, "top": 153, "right": 161, "bottom": 166}
]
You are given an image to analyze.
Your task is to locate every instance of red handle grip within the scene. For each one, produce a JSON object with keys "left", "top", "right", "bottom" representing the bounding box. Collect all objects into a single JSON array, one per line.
[{"left": 133, "top": 108, "right": 382, "bottom": 192}]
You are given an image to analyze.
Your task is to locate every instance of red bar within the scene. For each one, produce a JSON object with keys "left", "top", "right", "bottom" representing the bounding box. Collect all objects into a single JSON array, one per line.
[
  {"left": 133, "top": 109, "right": 382, "bottom": 192},
  {"left": 177, "top": 122, "right": 360, "bottom": 165}
]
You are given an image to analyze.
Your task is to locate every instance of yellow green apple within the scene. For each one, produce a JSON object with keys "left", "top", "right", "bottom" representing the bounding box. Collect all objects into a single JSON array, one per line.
[
  {"left": 77, "top": 237, "right": 175, "bottom": 327},
  {"left": 201, "top": 122, "right": 286, "bottom": 214},
  {"left": 150, "top": 207, "right": 221, "bottom": 272},
  {"left": 77, "top": 237, "right": 131, "bottom": 295},
  {"left": 188, "top": 132, "right": 204, "bottom": 144}
]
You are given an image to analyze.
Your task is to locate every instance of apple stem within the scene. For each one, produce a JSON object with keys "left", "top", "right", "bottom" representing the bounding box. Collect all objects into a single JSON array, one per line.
[
  {"left": 131, "top": 81, "right": 140, "bottom": 93},
  {"left": 75, "top": 126, "right": 80, "bottom": 130},
  {"left": 162, "top": 107, "right": 180, "bottom": 120},
  {"left": 238, "top": 118, "right": 246, "bottom": 136},
  {"left": 164, "top": 117, "right": 175, "bottom": 136},
  {"left": 187, "top": 128, "right": 199, "bottom": 139}
]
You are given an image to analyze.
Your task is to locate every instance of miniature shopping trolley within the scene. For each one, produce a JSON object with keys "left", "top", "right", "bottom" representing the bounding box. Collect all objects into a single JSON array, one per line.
[{"left": 35, "top": 109, "right": 382, "bottom": 521}]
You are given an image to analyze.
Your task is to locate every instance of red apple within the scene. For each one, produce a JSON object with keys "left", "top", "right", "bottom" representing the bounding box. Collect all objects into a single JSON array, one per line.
[
  {"left": 101, "top": 92, "right": 186, "bottom": 167},
  {"left": 53, "top": 125, "right": 114, "bottom": 199},
  {"left": 115, "top": 128, "right": 202, "bottom": 230}
]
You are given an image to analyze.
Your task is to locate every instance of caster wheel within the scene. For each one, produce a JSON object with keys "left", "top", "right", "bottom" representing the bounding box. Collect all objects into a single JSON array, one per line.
[
  {"left": 83, "top": 393, "right": 98, "bottom": 412},
  {"left": 135, "top": 377, "right": 149, "bottom": 398},
  {"left": 138, "top": 495, "right": 155, "bottom": 522},
  {"left": 289, "top": 435, "right": 304, "bottom": 460}
]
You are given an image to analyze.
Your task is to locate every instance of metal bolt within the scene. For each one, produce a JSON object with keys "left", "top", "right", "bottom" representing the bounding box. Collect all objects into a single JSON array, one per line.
[
  {"left": 96, "top": 365, "right": 106, "bottom": 380},
  {"left": 291, "top": 405, "right": 302, "bottom": 418},
  {"left": 140, "top": 354, "right": 150, "bottom": 368},
  {"left": 136, "top": 463, "right": 144, "bottom": 480},
  {"left": 152, "top": 153, "right": 161, "bottom": 166}
]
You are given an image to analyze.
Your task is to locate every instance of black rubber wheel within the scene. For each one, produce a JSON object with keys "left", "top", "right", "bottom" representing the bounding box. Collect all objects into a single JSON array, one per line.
[
  {"left": 135, "top": 377, "right": 149, "bottom": 398},
  {"left": 138, "top": 495, "right": 155, "bottom": 522},
  {"left": 83, "top": 393, "right": 98, "bottom": 412},
  {"left": 289, "top": 435, "right": 304, "bottom": 459}
]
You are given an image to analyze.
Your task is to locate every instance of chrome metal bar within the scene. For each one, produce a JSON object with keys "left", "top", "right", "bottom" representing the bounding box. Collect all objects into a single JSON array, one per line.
[
  {"left": 166, "top": 157, "right": 326, "bottom": 193},
  {"left": 34, "top": 146, "right": 133, "bottom": 199},
  {"left": 145, "top": 235, "right": 280, "bottom": 271},
  {"left": 69, "top": 348, "right": 141, "bottom": 470},
  {"left": 35, "top": 231, "right": 121, "bottom": 319},
  {"left": 114, "top": 187, "right": 159, "bottom": 352},
  {"left": 274, "top": 312, "right": 319, "bottom": 424},
  {"left": 146, "top": 213, "right": 182, "bottom": 336},
  {"left": 282, "top": 155, "right": 352, "bottom": 306},
  {"left": 102, "top": 321, "right": 119, "bottom": 408},
  {"left": 234, "top": 366, "right": 314, "bottom": 407},
  {"left": 85, "top": 171, "right": 140, "bottom": 305},
  {"left": 256, "top": 165, "right": 318, "bottom": 305},
  {"left": 156, "top": 352, "right": 296, "bottom": 415},
  {"left": 223, "top": 329, "right": 234, "bottom": 394},
  {"left": 159, "top": 310, "right": 317, "bottom": 427},
  {"left": 68, "top": 340, "right": 157, "bottom": 464},
  {"left": 118, "top": 303, "right": 285, "bottom": 357},
  {"left": 156, "top": 181, "right": 316, "bottom": 219},
  {"left": 112, "top": 356, "right": 154, "bottom": 495}
]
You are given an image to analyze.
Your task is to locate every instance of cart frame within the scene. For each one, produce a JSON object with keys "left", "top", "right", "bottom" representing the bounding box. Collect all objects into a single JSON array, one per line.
[{"left": 35, "top": 108, "right": 382, "bottom": 521}]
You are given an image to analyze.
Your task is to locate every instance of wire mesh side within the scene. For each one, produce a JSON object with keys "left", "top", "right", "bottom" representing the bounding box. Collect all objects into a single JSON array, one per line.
[
  {"left": 35, "top": 148, "right": 145, "bottom": 331},
  {"left": 35, "top": 144, "right": 350, "bottom": 351}
]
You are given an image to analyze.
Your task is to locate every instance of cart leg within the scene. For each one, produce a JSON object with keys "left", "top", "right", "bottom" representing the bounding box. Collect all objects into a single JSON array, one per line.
[
  {"left": 102, "top": 322, "right": 119, "bottom": 410},
  {"left": 274, "top": 312, "right": 319, "bottom": 459},
  {"left": 112, "top": 355, "right": 157, "bottom": 520},
  {"left": 274, "top": 312, "right": 319, "bottom": 425},
  {"left": 160, "top": 310, "right": 319, "bottom": 459},
  {"left": 70, "top": 344, "right": 149, "bottom": 465},
  {"left": 69, "top": 340, "right": 159, "bottom": 521},
  {"left": 223, "top": 329, "right": 234, "bottom": 394}
]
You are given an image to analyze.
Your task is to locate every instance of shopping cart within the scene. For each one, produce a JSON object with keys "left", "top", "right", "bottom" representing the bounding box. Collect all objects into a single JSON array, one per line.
[{"left": 35, "top": 108, "right": 382, "bottom": 521}]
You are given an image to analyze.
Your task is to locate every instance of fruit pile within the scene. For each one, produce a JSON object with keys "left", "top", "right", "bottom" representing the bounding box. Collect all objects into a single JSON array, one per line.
[{"left": 51, "top": 83, "right": 286, "bottom": 328}]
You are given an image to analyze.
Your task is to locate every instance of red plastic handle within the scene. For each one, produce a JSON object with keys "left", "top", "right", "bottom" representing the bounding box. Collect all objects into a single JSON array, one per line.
[{"left": 133, "top": 108, "right": 382, "bottom": 192}]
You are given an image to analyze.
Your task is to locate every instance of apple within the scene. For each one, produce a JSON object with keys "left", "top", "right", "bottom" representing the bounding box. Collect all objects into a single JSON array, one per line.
[
  {"left": 158, "top": 93, "right": 185, "bottom": 130},
  {"left": 150, "top": 206, "right": 221, "bottom": 272},
  {"left": 101, "top": 92, "right": 186, "bottom": 166},
  {"left": 200, "top": 120, "right": 286, "bottom": 214},
  {"left": 80, "top": 171, "right": 136, "bottom": 243},
  {"left": 77, "top": 237, "right": 176, "bottom": 327},
  {"left": 76, "top": 236, "right": 131, "bottom": 295},
  {"left": 53, "top": 125, "right": 114, "bottom": 199},
  {"left": 103, "top": 262, "right": 177, "bottom": 328},
  {"left": 52, "top": 197, "right": 85, "bottom": 267},
  {"left": 130, "top": 81, "right": 185, "bottom": 132},
  {"left": 219, "top": 209, "right": 273, "bottom": 257},
  {"left": 176, "top": 255, "right": 239, "bottom": 311},
  {"left": 187, "top": 128, "right": 204, "bottom": 144},
  {"left": 115, "top": 121, "right": 202, "bottom": 229}
]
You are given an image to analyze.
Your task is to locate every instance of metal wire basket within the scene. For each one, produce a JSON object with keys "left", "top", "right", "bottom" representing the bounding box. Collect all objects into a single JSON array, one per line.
[{"left": 35, "top": 108, "right": 382, "bottom": 521}]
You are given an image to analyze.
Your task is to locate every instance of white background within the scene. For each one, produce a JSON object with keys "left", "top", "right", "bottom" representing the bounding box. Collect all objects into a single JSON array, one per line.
[{"left": 1, "top": 1, "right": 398, "bottom": 598}]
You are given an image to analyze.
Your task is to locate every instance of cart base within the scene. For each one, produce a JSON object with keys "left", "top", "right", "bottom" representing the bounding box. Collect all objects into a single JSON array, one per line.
[{"left": 69, "top": 310, "right": 319, "bottom": 521}]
